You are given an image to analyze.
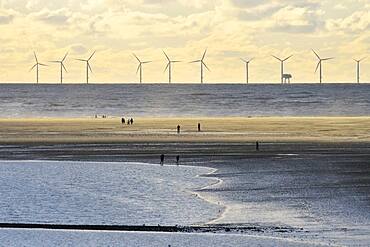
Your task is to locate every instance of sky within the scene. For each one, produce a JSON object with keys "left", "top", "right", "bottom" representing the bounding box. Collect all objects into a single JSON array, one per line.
[{"left": 0, "top": 0, "right": 369, "bottom": 83}]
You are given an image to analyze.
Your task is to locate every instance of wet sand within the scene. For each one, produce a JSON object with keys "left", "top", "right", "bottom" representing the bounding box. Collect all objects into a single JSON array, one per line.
[{"left": 0, "top": 117, "right": 369, "bottom": 143}]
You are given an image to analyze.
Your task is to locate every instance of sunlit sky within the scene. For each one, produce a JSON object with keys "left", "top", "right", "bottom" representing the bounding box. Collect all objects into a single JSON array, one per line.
[{"left": 0, "top": 0, "right": 369, "bottom": 83}]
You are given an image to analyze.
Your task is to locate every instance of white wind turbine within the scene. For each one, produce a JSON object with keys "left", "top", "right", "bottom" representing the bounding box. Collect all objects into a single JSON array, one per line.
[
  {"left": 50, "top": 52, "right": 68, "bottom": 84},
  {"left": 76, "top": 51, "right": 96, "bottom": 84},
  {"left": 133, "top": 53, "right": 151, "bottom": 84},
  {"left": 240, "top": 58, "right": 254, "bottom": 84},
  {"left": 190, "top": 49, "right": 210, "bottom": 84},
  {"left": 312, "top": 49, "right": 334, "bottom": 84},
  {"left": 163, "top": 51, "right": 181, "bottom": 83},
  {"left": 30, "top": 52, "right": 48, "bottom": 84}
]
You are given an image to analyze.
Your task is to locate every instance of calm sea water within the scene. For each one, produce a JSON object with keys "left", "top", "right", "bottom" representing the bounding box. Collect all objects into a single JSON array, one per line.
[{"left": 0, "top": 83, "right": 369, "bottom": 117}]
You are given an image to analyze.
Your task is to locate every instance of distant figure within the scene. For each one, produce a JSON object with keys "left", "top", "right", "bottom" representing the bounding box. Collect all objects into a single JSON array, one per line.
[
  {"left": 256, "top": 141, "right": 260, "bottom": 151},
  {"left": 121, "top": 118, "right": 125, "bottom": 124},
  {"left": 198, "top": 123, "right": 201, "bottom": 132},
  {"left": 177, "top": 125, "right": 181, "bottom": 134},
  {"left": 130, "top": 118, "right": 134, "bottom": 125},
  {"left": 127, "top": 120, "right": 130, "bottom": 125},
  {"left": 160, "top": 154, "right": 165, "bottom": 165},
  {"left": 176, "top": 155, "right": 180, "bottom": 165},
  {"left": 95, "top": 114, "right": 97, "bottom": 119}
]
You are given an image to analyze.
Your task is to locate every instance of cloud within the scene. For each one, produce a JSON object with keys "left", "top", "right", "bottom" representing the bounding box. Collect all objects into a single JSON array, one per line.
[
  {"left": 326, "top": 10, "right": 370, "bottom": 32},
  {"left": 31, "top": 8, "right": 72, "bottom": 25},
  {"left": 268, "top": 6, "right": 323, "bottom": 33}
]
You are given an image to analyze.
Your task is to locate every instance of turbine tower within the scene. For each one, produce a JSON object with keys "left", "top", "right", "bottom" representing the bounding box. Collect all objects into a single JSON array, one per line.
[
  {"left": 312, "top": 49, "right": 334, "bottom": 84},
  {"left": 272, "top": 54, "right": 293, "bottom": 84},
  {"left": 133, "top": 54, "right": 151, "bottom": 84},
  {"left": 240, "top": 58, "right": 253, "bottom": 84},
  {"left": 50, "top": 52, "right": 68, "bottom": 84},
  {"left": 30, "top": 52, "right": 47, "bottom": 84},
  {"left": 76, "top": 51, "right": 96, "bottom": 84},
  {"left": 354, "top": 57, "right": 366, "bottom": 84},
  {"left": 190, "top": 49, "right": 210, "bottom": 84},
  {"left": 163, "top": 51, "right": 181, "bottom": 83}
]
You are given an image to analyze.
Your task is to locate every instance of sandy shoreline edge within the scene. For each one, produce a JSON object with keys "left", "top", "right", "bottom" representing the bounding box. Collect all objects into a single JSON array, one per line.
[{"left": 0, "top": 116, "right": 369, "bottom": 143}]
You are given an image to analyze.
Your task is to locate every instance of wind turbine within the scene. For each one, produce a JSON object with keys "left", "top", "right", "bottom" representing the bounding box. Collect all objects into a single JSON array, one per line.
[
  {"left": 163, "top": 51, "right": 181, "bottom": 83},
  {"left": 30, "top": 52, "right": 47, "bottom": 84},
  {"left": 272, "top": 54, "right": 293, "bottom": 84},
  {"left": 50, "top": 52, "right": 68, "bottom": 84},
  {"left": 190, "top": 49, "right": 210, "bottom": 84},
  {"left": 76, "top": 51, "right": 96, "bottom": 84},
  {"left": 240, "top": 58, "right": 253, "bottom": 84},
  {"left": 312, "top": 49, "right": 334, "bottom": 84},
  {"left": 353, "top": 57, "right": 366, "bottom": 84},
  {"left": 133, "top": 54, "right": 151, "bottom": 84}
]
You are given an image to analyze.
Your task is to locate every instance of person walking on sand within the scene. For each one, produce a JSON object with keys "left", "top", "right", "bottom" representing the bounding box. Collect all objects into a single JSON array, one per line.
[
  {"left": 160, "top": 154, "right": 165, "bottom": 165},
  {"left": 130, "top": 118, "right": 134, "bottom": 125},
  {"left": 176, "top": 155, "right": 180, "bottom": 165},
  {"left": 177, "top": 125, "right": 181, "bottom": 134},
  {"left": 121, "top": 118, "right": 125, "bottom": 124},
  {"left": 198, "top": 123, "right": 201, "bottom": 132},
  {"left": 256, "top": 141, "right": 260, "bottom": 151}
]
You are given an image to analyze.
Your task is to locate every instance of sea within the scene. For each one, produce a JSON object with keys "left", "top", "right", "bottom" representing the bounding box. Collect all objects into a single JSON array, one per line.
[{"left": 0, "top": 83, "right": 369, "bottom": 117}]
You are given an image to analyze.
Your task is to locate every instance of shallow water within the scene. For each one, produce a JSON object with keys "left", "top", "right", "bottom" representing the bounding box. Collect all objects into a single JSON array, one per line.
[
  {"left": 0, "top": 160, "right": 220, "bottom": 226},
  {"left": 0, "top": 83, "right": 369, "bottom": 117}
]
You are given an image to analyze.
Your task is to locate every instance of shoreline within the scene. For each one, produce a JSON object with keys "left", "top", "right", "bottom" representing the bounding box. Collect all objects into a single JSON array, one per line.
[{"left": 0, "top": 116, "right": 369, "bottom": 144}]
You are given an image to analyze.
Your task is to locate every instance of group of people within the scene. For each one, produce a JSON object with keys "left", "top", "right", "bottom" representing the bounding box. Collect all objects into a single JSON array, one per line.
[
  {"left": 160, "top": 154, "right": 180, "bottom": 166},
  {"left": 94, "top": 114, "right": 108, "bottom": 119},
  {"left": 121, "top": 117, "right": 134, "bottom": 125}
]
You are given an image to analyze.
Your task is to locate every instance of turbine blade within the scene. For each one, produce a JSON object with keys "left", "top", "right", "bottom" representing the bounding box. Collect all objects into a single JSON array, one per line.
[
  {"left": 164, "top": 63, "right": 169, "bottom": 72},
  {"left": 203, "top": 62, "right": 210, "bottom": 71},
  {"left": 33, "top": 51, "right": 38, "bottom": 63},
  {"left": 76, "top": 59, "right": 87, "bottom": 62},
  {"left": 163, "top": 51, "right": 170, "bottom": 61},
  {"left": 283, "top": 55, "right": 293, "bottom": 61},
  {"left": 240, "top": 58, "right": 247, "bottom": 63},
  {"left": 202, "top": 49, "right": 207, "bottom": 60},
  {"left": 172, "top": 60, "right": 181, "bottom": 63},
  {"left": 142, "top": 61, "right": 151, "bottom": 64},
  {"left": 88, "top": 63, "right": 93, "bottom": 73},
  {"left": 315, "top": 62, "right": 320, "bottom": 73},
  {"left": 133, "top": 53, "right": 141, "bottom": 63},
  {"left": 312, "top": 49, "right": 320, "bottom": 59},
  {"left": 360, "top": 57, "right": 367, "bottom": 62},
  {"left": 29, "top": 64, "right": 37, "bottom": 71},
  {"left": 39, "top": 63, "right": 48, "bottom": 66},
  {"left": 136, "top": 64, "right": 141, "bottom": 75},
  {"left": 88, "top": 51, "right": 96, "bottom": 61},
  {"left": 322, "top": 57, "right": 334, "bottom": 61},
  {"left": 190, "top": 60, "right": 201, "bottom": 63},
  {"left": 272, "top": 55, "right": 282, "bottom": 61},
  {"left": 248, "top": 58, "right": 254, "bottom": 63},
  {"left": 49, "top": 61, "right": 60, "bottom": 63},
  {"left": 62, "top": 52, "right": 69, "bottom": 62},
  {"left": 62, "top": 63, "right": 68, "bottom": 73}
]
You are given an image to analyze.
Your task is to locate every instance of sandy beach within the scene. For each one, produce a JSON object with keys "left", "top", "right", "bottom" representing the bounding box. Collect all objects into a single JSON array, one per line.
[{"left": 0, "top": 116, "right": 369, "bottom": 143}]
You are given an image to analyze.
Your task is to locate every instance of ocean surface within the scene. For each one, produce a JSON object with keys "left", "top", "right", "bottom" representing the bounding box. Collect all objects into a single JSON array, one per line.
[{"left": 0, "top": 83, "right": 369, "bottom": 117}]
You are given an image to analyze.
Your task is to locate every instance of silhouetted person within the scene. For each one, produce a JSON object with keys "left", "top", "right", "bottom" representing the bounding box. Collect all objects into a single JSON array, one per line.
[
  {"left": 130, "top": 118, "right": 134, "bottom": 125},
  {"left": 177, "top": 125, "right": 181, "bottom": 134},
  {"left": 176, "top": 155, "right": 180, "bottom": 165},
  {"left": 160, "top": 154, "right": 165, "bottom": 165},
  {"left": 121, "top": 118, "right": 125, "bottom": 124},
  {"left": 198, "top": 123, "right": 201, "bottom": 132},
  {"left": 256, "top": 141, "right": 260, "bottom": 151}
]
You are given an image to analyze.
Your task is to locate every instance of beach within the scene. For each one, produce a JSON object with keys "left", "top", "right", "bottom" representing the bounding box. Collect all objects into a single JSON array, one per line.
[
  {"left": 0, "top": 116, "right": 369, "bottom": 143},
  {"left": 0, "top": 117, "right": 369, "bottom": 246}
]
